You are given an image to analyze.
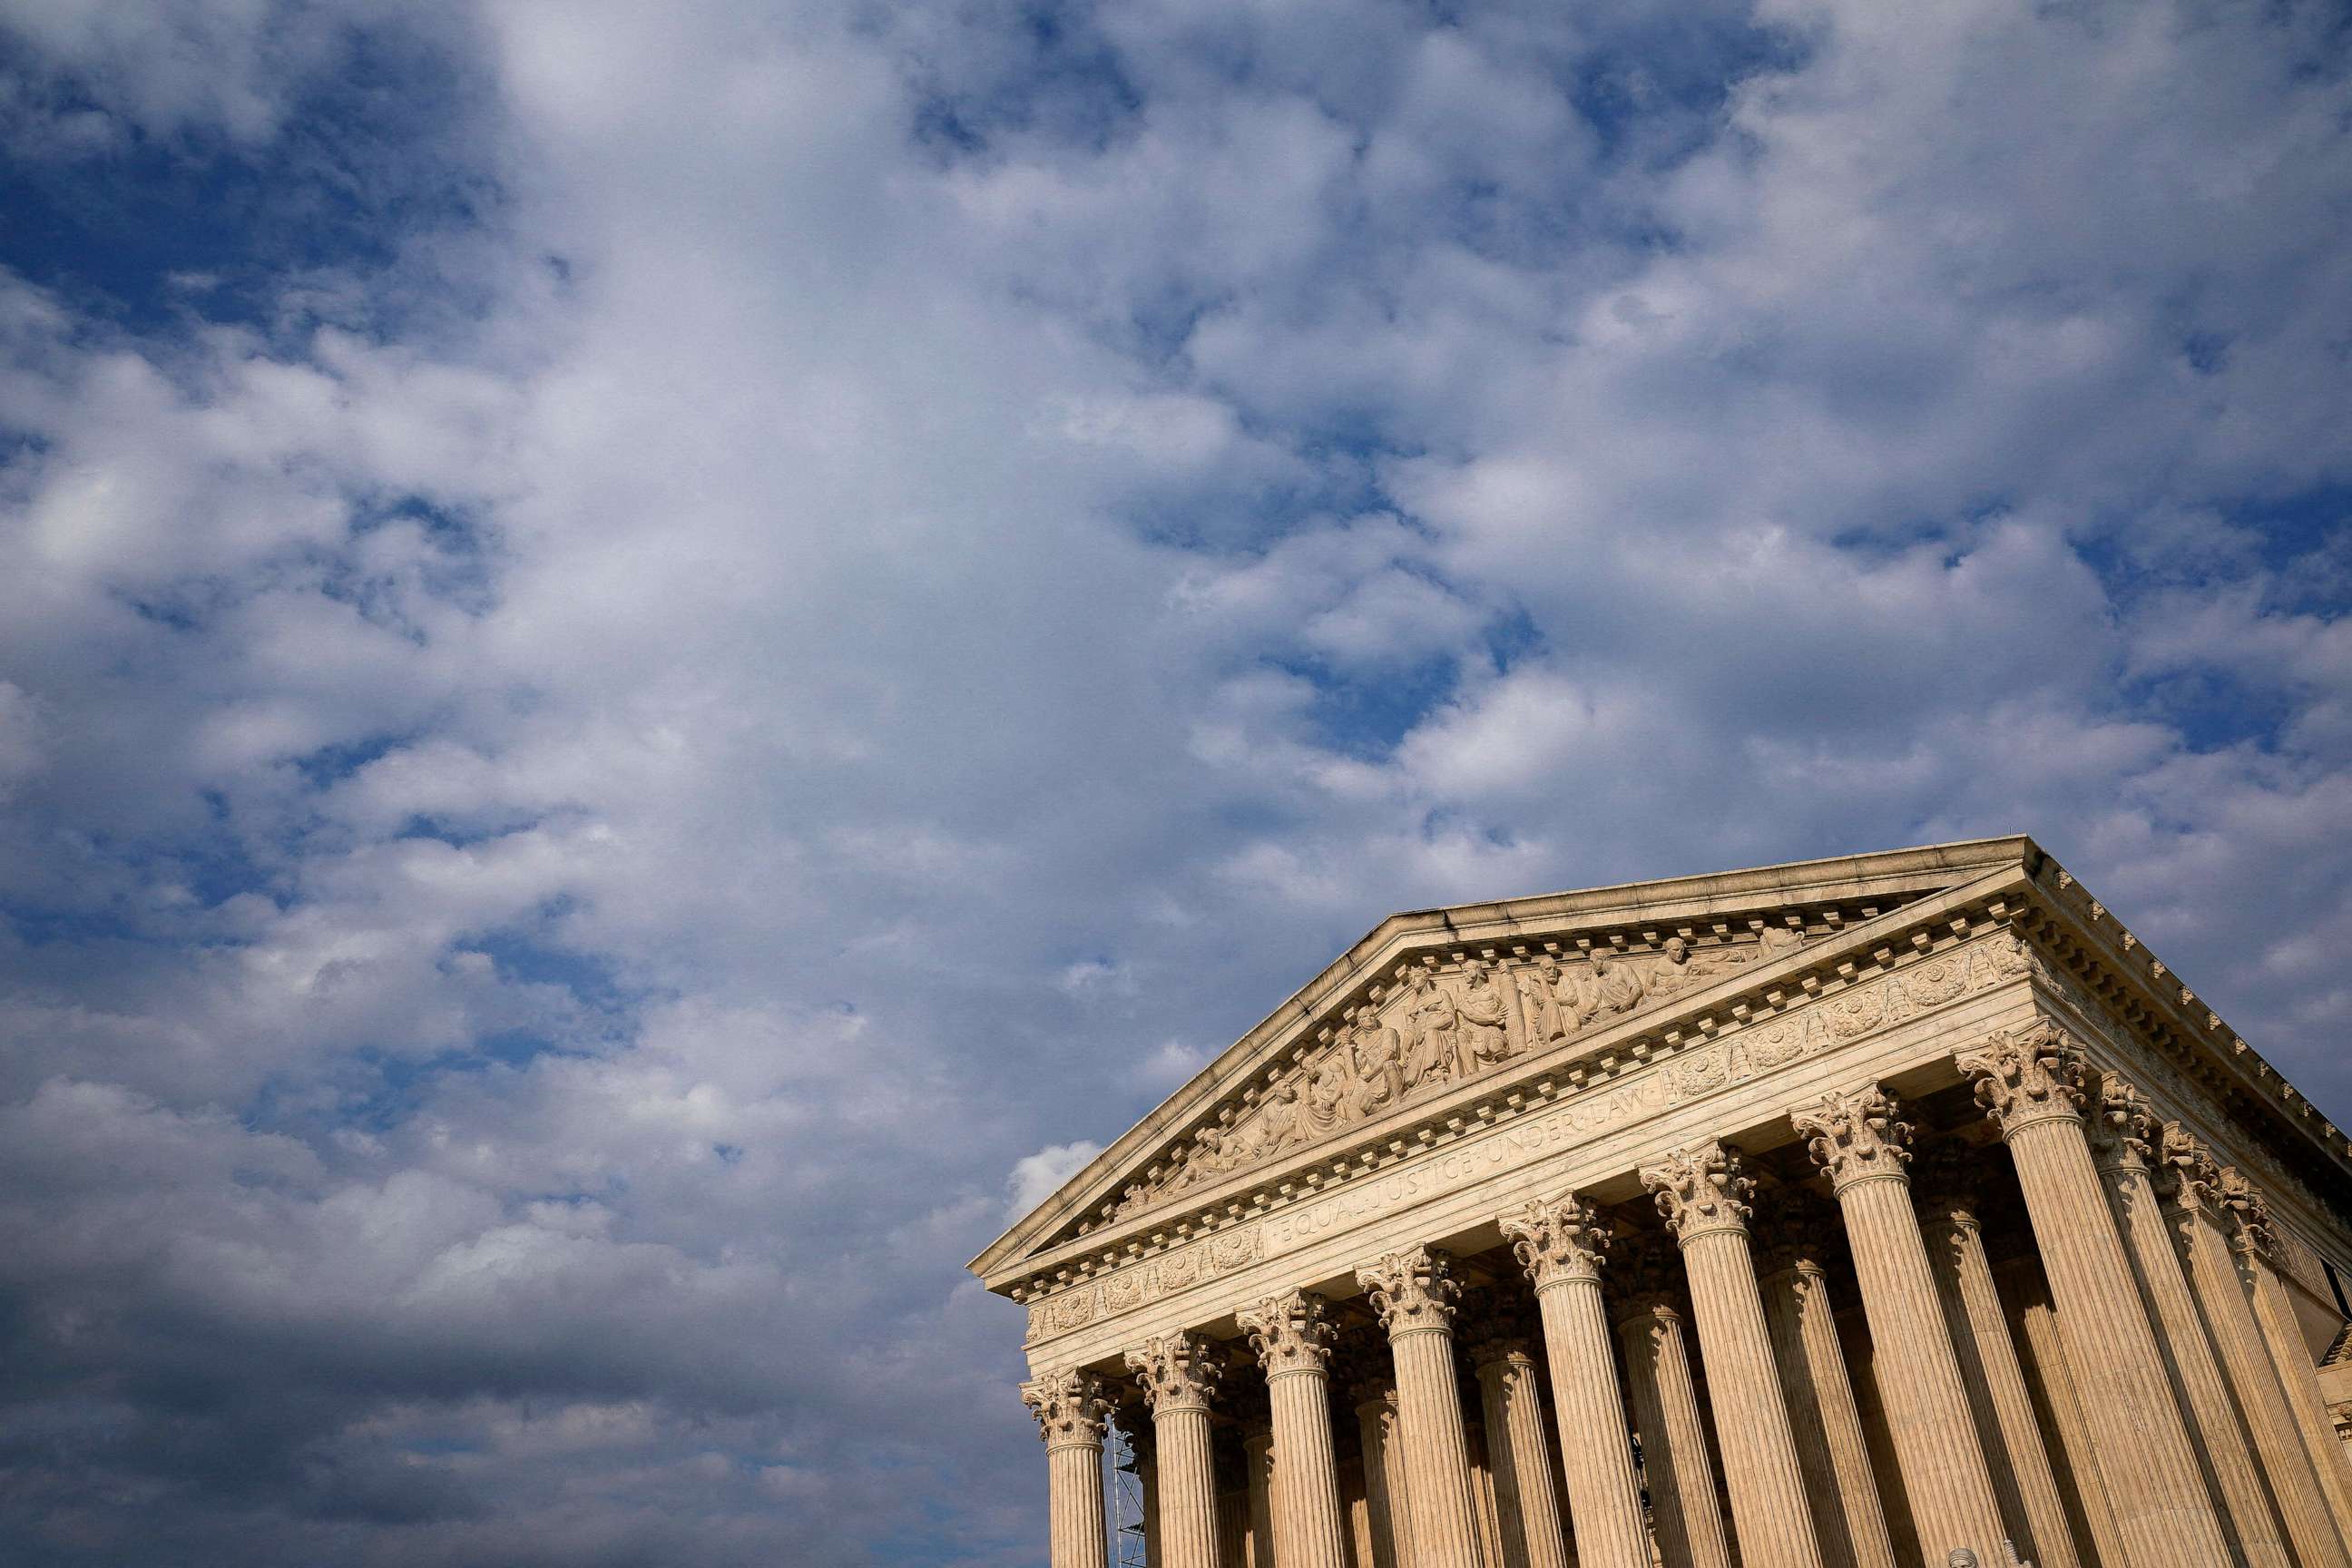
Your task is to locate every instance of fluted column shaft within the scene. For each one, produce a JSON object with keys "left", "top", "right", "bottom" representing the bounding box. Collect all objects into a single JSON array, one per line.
[
  {"left": 1127, "top": 1335, "right": 1226, "bottom": 1568},
  {"left": 2008, "top": 1279, "right": 2129, "bottom": 1568},
  {"left": 2164, "top": 1164, "right": 2349, "bottom": 1568},
  {"left": 2090, "top": 1085, "right": 2288, "bottom": 1568},
  {"left": 1474, "top": 1346, "right": 1571, "bottom": 1568},
  {"left": 1918, "top": 1178, "right": 2082, "bottom": 1568},
  {"left": 1026, "top": 1372, "right": 1113, "bottom": 1568},
  {"left": 1248, "top": 1431, "right": 1278, "bottom": 1568},
  {"left": 1617, "top": 1290, "right": 1734, "bottom": 1568},
  {"left": 1644, "top": 1139, "right": 1826, "bottom": 1568},
  {"left": 1960, "top": 1024, "right": 2234, "bottom": 1564},
  {"left": 1793, "top": 1087, "right": 2007, "bottom": 1561},
  {"left": 1534, "top": 1285, "right": 1651, "bottom": 1568},
  {"left": 1240, "top": 1290, "right": 1349, "bottom": 1568},
  {"left": 1761, "top": 1251, "right": 1898, "bottom": 1568},
  {"left": 1359, "top": 1249, "right": 1485, "bottom": 1568},
  {"left": 2243, "top": 1233, "right": 2352, "bottom": 1544},
  {"left": 1137, "top": 1437, "right": 1163, "bottom": 1568},
  {"left": 1354, "top": 1386, "right": 1410, "bottom": 1568},
  {"left": 1500, "top": 1194, "right": 1648, "bottom": 1568}
]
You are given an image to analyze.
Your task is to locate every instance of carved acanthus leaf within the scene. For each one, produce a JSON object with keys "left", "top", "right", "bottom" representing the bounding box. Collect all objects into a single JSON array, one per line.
[
  {"left": 2087, "top": 1073, "right": 2155, "bottom": 1172},
  {"left": 1499, "top": 1191, "right": 1612, "bottom": 1290},
  {"left": 1022, "top": 1369, "right": 1112, "bottom": 1447},
  {"left": 2217, "top": 1166, "right": 2278, "bottom": 1261},
  {"left": 1791, "top": 1083, "right": 1913, "bottom": 1191},
  {"left": 1356, "top": 1245, "right": 1461, "bottom": 1336},
  {"left": 1642, "top": 1138, "right": 1754, "bottom": 1241},
  {"left": 1124, "top": 1331, "right": 1226, "bottom": 1414},
  {"left": 1235, "top": 1289, "right": 1335, "bottom": 1377},
  {"left": 2155, "top": 1123, "right": 2223, "bottom": 1214},
  {"left": 1956, "top": 1022, "right": 2087, "bottom": 1134}
]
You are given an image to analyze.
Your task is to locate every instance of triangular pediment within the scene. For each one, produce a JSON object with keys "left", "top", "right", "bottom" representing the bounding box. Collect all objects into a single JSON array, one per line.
[{"left": 971, "top": 837, "right": 2043, "bottom": 1284}]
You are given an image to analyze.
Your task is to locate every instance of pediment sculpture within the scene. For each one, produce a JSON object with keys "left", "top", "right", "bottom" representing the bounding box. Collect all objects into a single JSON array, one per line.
[{"left": 1085, "top": 926, "right": 1803, "bottom": 1232}]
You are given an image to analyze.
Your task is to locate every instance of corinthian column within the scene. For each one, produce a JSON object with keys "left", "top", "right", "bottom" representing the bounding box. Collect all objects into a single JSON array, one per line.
[
  {"left": 1465, "top": 1305, "right": 1572, "bottom": 1568},
  {"left": 1498, "top": 1193, "right": 1650, "bottom": 1568},
  {"left": 1024, "top": 1369, "right": 1112, "bottom": 1568},
  {"left": 1913, "top": 1145, "right": 2082, "bottom": 1568},
  {"left": 2159, "top": 1131, "right": 2350, "bottom": 1568},
  {"left": 1126, "top": 1332, "right": 1227, "bottom": 1568},
  {"left": 2225, "top": 1169, "right": 2352, "bottom": 1548},
  {"left": 1349, "top": 1366, "right": 1412, "bottom": 1568},
  {"left": 1957, "top": 1022, "right": 2233, "bottom": 1564},
  {"left": 1757, "top": 1200, "right": 1899, "bottom": 1568},
  {"left": 1612, "top": 1240, "right": 1733, "bottom": 1568},
  {"left": 1357, "top": 1246, "right": 1486, "bottom": 1568},
  {"left": 1791, "top": 1083, "right": 2008, "bottom": 1562},
  {"left": 2088, "top": 1079, "right": 2288, "bottom": 1568},
  {"left": 1240, "top": 1290, "right": 1349, "bottom": 1568},
  {"left": 1644, "top": 1138, "right": 1827, "bottom": 1568}
]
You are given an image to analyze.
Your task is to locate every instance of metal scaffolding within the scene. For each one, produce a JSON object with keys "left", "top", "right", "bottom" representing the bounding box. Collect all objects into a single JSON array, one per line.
[{"left": 1110, "top": 1420, "right": 1147, "bottom": 1568}]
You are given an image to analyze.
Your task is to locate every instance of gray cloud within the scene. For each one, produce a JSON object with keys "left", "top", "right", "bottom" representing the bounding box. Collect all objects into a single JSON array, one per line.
[{"left": 1, "top": 0, "right": 2349, "bottom": 1562}]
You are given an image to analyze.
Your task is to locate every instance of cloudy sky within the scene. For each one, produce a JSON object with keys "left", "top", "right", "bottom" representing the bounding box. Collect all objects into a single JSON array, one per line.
[{"left": 1, "top": 0, "right": 2348, "bottom": 1562}]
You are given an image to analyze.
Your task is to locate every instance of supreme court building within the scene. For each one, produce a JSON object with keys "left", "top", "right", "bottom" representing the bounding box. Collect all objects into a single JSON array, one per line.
[{"left": 969, "top": 838, "right": 2352, "bottom": 1568}]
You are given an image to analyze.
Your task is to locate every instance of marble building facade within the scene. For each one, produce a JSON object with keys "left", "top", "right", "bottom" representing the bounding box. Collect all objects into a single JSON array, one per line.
[{"left": 970, "top": 838, "right": 2352, "bottom": 1568}]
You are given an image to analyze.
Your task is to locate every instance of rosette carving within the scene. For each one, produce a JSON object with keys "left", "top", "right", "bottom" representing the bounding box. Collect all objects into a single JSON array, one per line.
[
  {"left": 1356, "top": 1245, "right": 1461, "bottom": 1337},
  {"left": 1022, "top": 1368, "right": 1112, "bottom": 1448},
  {"left": 1235, "top": 1289, "right": 1336, "bottom": 1377},
  {"left": 1640, "top": 1138, "right": 1754, "bottom": 1241},
  {"left": 1124, "top": 1331, "right": 1227, "bottom": 1415},
  {"left": 1790, "top": 1083, "right": 1913, "bottom": 1192},
  {"left": 1955, "top": 1021, "right": 2087, "bottom": 1134},
  {"left": 2086, "top": 1073, "right": 2155, "bottom": 1173},
  {"left": 1498, "top": 1191, "right": 1612, "bottom": 1290}
]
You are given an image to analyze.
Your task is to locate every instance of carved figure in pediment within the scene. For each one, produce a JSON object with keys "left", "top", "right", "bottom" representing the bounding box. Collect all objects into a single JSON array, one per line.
[
  {"left": 1590, "top": 951, "right": 1646, "bottom": 1014},
  {"left": 1459, "top": 962, "right": 1512, "bottom": 1066},
  {"left": 1171, "top": 1123, "right": 1235, "bottom": 1192},
  {"left": 1302, "top": 1054, "right": 1352, "bottom": 1135},
  {"left": 1519, "top": 959, "right": 1569, "bottom": 1046},
  {"left": 1247, "top": 1080, "right": 1300, "bottom": 1161},
  {"left": 1648, "top": 936, "right": 1740, "bottom": 997},
  {"left": 1349, "top": 1006, "right": 1408, "bottom": 1116},
  {"left": 1399, "top": 966, "right": 1463, "bottom": 1087}
]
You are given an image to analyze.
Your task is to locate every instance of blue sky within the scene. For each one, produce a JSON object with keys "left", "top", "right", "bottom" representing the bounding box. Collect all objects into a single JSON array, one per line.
[{"left": 1, "top": 1, "right": 2349, "bottom": 1563}]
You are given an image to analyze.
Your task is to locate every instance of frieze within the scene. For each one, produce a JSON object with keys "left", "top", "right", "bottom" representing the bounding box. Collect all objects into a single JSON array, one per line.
[{"left": 1023, "top": 926, "right": 2034, "bottom": 1346}]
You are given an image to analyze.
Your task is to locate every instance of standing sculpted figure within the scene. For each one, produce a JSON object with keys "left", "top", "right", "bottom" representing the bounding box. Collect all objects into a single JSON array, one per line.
[
  {"left": 1399, "top": 966, "right": 1462, "bottom": 1087},
  {"left": 1458, "top": 962, "right": 1512, "bottom": 1067},
  {"left": 1349, "top": 1007, "right": 1407, "bottom": 1118},
  {"left": 1519, "top": 958, "right": 1570, "bottom": 1046}
]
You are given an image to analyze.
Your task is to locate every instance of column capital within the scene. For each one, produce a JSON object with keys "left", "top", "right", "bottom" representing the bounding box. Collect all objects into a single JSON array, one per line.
[
  {"left": 2217, "top": 1166, "right": 2279, "bottom": 1262},
  {"left": 1124, "top": 1331, "right": 1227, "bottom": 1416},
  {"left": 1641, "top": 1137, "right": 1754, "bottom": 1243},
  {"left": 1357, "top": 1244, "right": 1461, "bottom": 1338},
  {"left": 1236, "top": 1289, "right": 1336, "bottom": 1379},
  {"left": 2086, "top": 1073, "right": 2156, "bottom": 1175},
  {"left": 1956, "top": 1021, "right": 2087, "bottom": 1136},
  {"left": 1024, "top": 1367, "right": 1113, "bottom": 1449},
  {"left": 2153, "top": 1122, "right": 2225, "bottom": 1216},
  {"left": 1499, "top": 1191, "right": 1612, "bottom": 1290},
  {"left": 1790, "top": 1082, "right": 1914, "bottom": 1193}
]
